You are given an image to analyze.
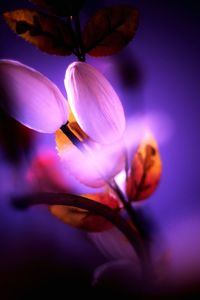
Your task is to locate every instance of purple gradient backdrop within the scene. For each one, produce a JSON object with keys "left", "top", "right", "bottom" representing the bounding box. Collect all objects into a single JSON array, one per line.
[{"left": 0, "top": 0, "right": 200, "bottom": 298}]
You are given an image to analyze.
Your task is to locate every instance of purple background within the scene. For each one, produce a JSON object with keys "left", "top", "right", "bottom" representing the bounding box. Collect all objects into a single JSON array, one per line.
[{"left": 0, "top": 0, "right": 200, "bottom": 298}]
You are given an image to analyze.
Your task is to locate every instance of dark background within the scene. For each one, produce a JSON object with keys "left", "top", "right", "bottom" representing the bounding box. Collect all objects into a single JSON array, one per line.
[{"left": 0, "top": 0, "right": 200, "bottom": 298}]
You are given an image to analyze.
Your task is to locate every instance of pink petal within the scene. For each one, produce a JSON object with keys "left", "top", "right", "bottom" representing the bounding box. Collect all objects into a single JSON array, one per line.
[
  {"left": 89, "top": 226, "right": 138, "bottom": 261},
  {"left": 26, "top": 149, "right": 75, "bottom": 193},
  {"left": 57, "top": 142, "right": 105, "bottom": 188},
  {"left": 0, "top": 60, "right": 68, "bottom": 133},
  {"left": 64, "top": 62, "right": 125, "bottom": 144},
  {"left": 55, "top": 129, "right": 125, "bottom": 188}
]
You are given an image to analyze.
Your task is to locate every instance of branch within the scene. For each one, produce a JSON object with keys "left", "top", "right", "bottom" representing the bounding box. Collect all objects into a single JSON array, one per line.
[{"left": 12, "top": 192, "right": 147, "bottom": 269}]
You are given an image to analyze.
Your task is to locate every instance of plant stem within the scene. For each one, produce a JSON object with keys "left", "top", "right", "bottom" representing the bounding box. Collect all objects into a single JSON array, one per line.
[
  {"left": 12, "top": 192, "right": 148, "bottom": 271},
  {"left": 68, "top": 14, "right": 85, "bottom": 61},
  {"left": 74, "top": 13, "right": 85, "bottom": 62},
  {"left": 112, "top": 179, "right": 150, "bottom": 244},
  {"left": 67, "top": 16, "right": 78, "bottom": 56},
  {"left": 62, "top": 13, "right": 150, "bottom": 269},
  {"left": 60, "top": 125, "right": 150, "bottom": 262},
  {"left": 113, "top": 180, "right": 137, "bottom": 222}
]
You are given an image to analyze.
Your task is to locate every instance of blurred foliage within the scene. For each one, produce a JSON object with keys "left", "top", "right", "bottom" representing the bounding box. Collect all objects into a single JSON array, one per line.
[
  {"left": 83, "top": 6, "right": 139, "bottom": 56},
  {"left": 3, "top": 9, "right": 74, "bottom": 55}
]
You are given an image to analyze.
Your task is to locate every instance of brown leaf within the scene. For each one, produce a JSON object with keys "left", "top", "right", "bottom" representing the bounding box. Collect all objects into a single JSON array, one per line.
[
  {"left": 49, "top": 192, "right": 120, "bottom": 232},
  {"left": 83, "top": 5, "right": 139, "bottom": 57},
  {"left": 3, "top": 9, "right": 74, "bottom": 55},
  {"left": 126, "top": 134, "right": 162, "bottom": 201},
  {"left": 30, "top": 0, "right": 85, "bottom": 17}
]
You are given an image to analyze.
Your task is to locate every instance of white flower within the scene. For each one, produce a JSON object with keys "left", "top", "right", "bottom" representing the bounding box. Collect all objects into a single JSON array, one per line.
[
  {"left": 0, "top": 59, "right": 68, "bottom": 133},
  {"left": 65, "top": 62, "right": 125, "bottom": 144},
  {"left": 0, "top": 59, "right": 126, "bottom": 187}
]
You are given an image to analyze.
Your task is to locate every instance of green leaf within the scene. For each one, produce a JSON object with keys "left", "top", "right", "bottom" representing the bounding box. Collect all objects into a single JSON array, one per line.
[
  {"left": 30, "top": 0, "right": 85, "bottom": 17},
  {"left": 3, "top": 9, "right": 74, "bottom": 56},
  {"left": 83, "top": 5, "right": 139, "bottom": 57}
]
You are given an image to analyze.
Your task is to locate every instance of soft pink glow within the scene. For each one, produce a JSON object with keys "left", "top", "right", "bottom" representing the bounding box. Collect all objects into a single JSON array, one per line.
[
  {"left": 123, "top": 111, "right": 174, "bottom": 152},
  {"left": 0, "top": 60, "right": 68, "bottom": 133},
  {"left": 57, "top": 111, "right": 171, "bottom": 188},
  {"left": 64, "top": 62, "right": 126, "bottom": 144},
  {"left": 26, "top": 149, "right": 74, "bottom": 192},
  {"left": 57, "top": 138, "right": 125, "bottom": 188}
]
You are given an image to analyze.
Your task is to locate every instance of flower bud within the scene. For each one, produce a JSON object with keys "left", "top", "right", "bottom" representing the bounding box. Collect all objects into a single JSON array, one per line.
[
  {"left": 65, "top": 62, "right": 125, "bottom": 144},
  {"left": 0, "top": 60, "right": 68, "bottom": 133}
]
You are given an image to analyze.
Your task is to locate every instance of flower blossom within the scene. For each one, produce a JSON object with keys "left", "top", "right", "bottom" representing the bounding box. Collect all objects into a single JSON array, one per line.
[{"left": 0, "top": 59, "right": 126, "bottom": 187}]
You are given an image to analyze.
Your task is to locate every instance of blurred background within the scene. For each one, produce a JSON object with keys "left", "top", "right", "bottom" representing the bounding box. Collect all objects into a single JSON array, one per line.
[{"left": 0, "top": 0, "right": 200, "bottom": 298}]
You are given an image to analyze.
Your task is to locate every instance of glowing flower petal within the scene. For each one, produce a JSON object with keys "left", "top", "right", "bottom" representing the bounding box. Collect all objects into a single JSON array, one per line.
[
  {"left": 89, "top": 226, "right": 138, "bottom": 261},
  {"left": 55, "top": 127, "right": 125, "bottom": 188},
  {"left": 0, "top": 59, "right": 68, "bottom": 133},
  {"left": 64, "top": 62, "right": 125, "bottom": 144}
]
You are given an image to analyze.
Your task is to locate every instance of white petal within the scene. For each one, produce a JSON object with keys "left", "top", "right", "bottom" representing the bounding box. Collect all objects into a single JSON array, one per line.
[
  {"left": 88, "top": 226, "right": 138, "bottom": 261},
  {"left": 64, "top": 62, "right": 125, "bottom": 144},
  {"left": 0, "top": 59, "right": 68, "bottom": 133},
  {"left": 56, "top": 128, "right": 125, "bottom": 188}
]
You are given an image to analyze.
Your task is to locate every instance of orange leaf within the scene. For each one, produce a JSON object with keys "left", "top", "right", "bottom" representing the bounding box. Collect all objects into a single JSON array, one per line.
[
  {"left": 85, "top": 193, "right": 120, "bottom": 210},
  {"left": 49, "top": 192, "right": 120, "bottom": 232},
  {"left": 83, "top": 5, "right": 139, "bottom": 57},
  {"left": 126, "top": 134, "right": 162, "bottom": 201},
  {"left": 3, "top": 9, "right": 74, "bottom": 55}
]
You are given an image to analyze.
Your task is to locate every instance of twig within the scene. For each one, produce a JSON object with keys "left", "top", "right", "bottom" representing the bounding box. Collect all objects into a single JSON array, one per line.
[{"left": 12, "top": 192, "right": 148, "bottom": 271}]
